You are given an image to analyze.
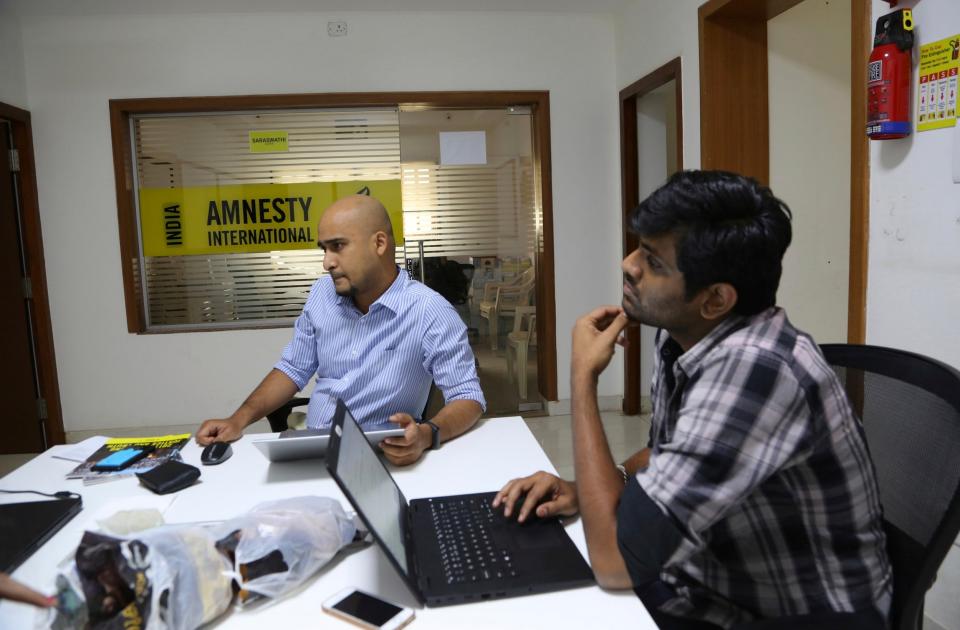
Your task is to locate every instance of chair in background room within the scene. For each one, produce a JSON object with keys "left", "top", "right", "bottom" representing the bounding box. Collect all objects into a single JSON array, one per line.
[
  {"left": 505, "top": 306, "right": 537, "bottom": 400},
  {"left": 820, "top": 344, "right": 960, "bottom": 630},
  {"left": 478, "top": 267, "right": 535, "bottom": 350},
  {"left": 422, "top": 257, "right": 472, "bottom": 306}
]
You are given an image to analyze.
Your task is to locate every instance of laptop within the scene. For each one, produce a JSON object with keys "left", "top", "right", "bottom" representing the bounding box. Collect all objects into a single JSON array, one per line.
[
  {"left": 253, "top": 424, "right": 404, "bottom": 462},
  {"left": 326, "top": 399, "right": 595, "bottom": 607},
  {"left": 0, "top": 496, "right": 83, "bottom": 573}
]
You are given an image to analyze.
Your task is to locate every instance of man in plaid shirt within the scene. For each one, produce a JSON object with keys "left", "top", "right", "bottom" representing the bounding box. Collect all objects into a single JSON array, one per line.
[{"left": 495, "top": 171, "right": 892, "bottom": 629}]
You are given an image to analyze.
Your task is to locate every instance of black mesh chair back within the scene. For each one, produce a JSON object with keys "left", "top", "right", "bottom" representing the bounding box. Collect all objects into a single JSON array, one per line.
[
  {"left": 820, "top": 344, "right": 960, "bottom": 630},
  {"left": 265, "top": 396, "right": 309, "bottom": 432}
]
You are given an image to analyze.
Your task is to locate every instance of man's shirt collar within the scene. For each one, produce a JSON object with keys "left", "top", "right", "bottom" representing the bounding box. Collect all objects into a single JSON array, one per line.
[{"left": 661, "top": 308, "right": 780, "bottom": 375}]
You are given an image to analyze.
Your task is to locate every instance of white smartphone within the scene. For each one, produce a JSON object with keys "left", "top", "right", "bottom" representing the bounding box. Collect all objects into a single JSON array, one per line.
[{"left": 322, "top": 587, "right": 415, "bottom": 630}]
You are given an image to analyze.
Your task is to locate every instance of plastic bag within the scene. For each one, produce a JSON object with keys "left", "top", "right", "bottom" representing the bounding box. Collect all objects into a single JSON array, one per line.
[
  {"left": 211, "top": 496, "right": 356, "bottom": 605},
  {"left": 47, "top": 496, "right": 357, "bottom": 630}
]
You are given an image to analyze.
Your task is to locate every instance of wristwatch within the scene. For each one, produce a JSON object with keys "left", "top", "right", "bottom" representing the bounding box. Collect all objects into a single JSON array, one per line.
[
  {"left": 420, "top": 419, "right": 441, "bottom": 450},
  {"left": 616, "top": 464, "right": 629, "bottom": 486}
]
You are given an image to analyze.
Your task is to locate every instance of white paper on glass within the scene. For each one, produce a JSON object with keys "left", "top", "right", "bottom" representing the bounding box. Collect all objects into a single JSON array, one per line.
[{"left": 439, "top": 131, "right": 487, "bottom": 166}]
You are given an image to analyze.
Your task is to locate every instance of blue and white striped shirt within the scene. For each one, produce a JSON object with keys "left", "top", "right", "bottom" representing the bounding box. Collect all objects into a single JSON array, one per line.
[{"left": 274, "top": 269, "right": 485, "bottom": 429}]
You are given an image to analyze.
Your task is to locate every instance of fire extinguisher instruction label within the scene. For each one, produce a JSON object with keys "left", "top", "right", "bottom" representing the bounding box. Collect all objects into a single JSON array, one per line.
[
  {"left": 869, "top": 60, "right": 883, "bottom": 84},
  {"left": 917, "top": 35, "right": 960, "bottom": 132}
]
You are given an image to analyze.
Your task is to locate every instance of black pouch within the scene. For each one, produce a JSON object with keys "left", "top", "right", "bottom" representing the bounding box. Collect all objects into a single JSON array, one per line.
[{"left": 136, "top": 460, "right": 200, "bottom": 494}]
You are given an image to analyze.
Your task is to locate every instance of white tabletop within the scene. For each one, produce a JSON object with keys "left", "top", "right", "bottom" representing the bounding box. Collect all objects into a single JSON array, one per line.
[{"left": 0, "top": 417, "right": 654, "bottom": 629}]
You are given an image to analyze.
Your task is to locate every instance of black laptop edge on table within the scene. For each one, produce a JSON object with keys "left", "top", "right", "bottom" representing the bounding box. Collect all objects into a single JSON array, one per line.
[
  {"left": 0, "top": 495, "right": 83, "bottom": 573},
  {"left": 325, "top": 398, "right": 594, "bottom": 607}
]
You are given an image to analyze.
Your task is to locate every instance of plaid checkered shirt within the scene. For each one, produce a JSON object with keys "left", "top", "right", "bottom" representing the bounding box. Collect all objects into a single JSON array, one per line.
[{"left": 622, "top": 307, "right": 893, "bottom": 627}]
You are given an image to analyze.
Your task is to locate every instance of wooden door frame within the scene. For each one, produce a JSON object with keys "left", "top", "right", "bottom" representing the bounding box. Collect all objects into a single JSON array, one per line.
[
  {"left": 620, "top": 58, "right": 683, "bottom": 415},
  {"left": 110, "top": 91, "right": 558, "bottom": 401},
  {"left": 0, "top": 101, "right": 66, "bottom": 448},
  {"left": 699, "top": 0, "right": 871, "bottom": 343}
]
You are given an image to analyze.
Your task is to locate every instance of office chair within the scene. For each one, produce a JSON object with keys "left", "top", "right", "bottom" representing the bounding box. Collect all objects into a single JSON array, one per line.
[
  {"left": 820, "top": 344, "right": 960, "bottom": 630},
  {"left": 266, "top": 397, "right": 309, "bottom": 432},
  {"left": 264, "top": 384, "right": 441, "bottom": 432}
]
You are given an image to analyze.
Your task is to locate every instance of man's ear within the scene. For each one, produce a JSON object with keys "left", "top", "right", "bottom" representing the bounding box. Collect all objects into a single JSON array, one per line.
[
  {"left": 700, "top": 283, "right": 737, "bottom": 321},
  {"left": 373, "top": 231, "right": 389, "bottom": 255}
]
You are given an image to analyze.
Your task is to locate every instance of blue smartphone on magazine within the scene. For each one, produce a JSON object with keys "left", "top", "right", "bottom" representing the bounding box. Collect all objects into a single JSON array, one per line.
[{"left": 91, "top": 445, "right": 155, "bottom": 471}]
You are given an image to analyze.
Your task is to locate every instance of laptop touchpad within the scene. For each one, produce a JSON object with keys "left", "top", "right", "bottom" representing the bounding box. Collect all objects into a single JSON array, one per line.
[{"left": 497, "top": 518, "right": 565, "bottom": 549}]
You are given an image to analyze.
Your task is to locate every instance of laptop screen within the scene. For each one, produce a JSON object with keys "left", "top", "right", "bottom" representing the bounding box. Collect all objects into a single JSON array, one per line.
[{"left": 333, "top": 404, "right": 410, "bottom": 576}]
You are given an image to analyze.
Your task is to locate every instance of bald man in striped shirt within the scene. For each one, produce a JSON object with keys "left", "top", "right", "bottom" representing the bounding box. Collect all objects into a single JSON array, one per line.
[{"left": 197, "top": 195, "right": 485, "bottom": 466}]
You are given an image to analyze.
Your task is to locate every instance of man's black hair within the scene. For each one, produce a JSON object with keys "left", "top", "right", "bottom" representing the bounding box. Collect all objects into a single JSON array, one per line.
[{"left": 629, "top": 170, "right": 793, "bottom": 316}]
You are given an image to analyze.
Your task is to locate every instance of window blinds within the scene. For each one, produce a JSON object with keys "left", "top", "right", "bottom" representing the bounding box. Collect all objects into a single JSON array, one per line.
[
  {"left": 132, "top": 108, "right": 538, "bottom": 330},
  {"left": 134, "top": 109, "right": 400, "bottom": 328}
]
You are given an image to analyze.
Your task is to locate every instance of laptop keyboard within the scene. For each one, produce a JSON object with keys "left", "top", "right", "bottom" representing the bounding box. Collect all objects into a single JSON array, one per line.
[{"left": 429, "top": 495, "right": 518, "bottom": 585}]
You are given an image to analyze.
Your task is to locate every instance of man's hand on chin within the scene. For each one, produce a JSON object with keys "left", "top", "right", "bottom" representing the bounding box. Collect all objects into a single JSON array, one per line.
[{"left": 571, "top": 306, "right": 630, "bottom": 382}]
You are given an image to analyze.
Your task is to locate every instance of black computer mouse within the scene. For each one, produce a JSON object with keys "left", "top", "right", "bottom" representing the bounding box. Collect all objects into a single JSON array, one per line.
[{"left": 200, "top": 441, "right": 233, "bottom": 465}]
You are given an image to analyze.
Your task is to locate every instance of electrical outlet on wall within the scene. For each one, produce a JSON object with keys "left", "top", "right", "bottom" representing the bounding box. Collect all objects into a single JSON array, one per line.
[{"left": 327, "top": 21, "right": 347, "bottom": 37}]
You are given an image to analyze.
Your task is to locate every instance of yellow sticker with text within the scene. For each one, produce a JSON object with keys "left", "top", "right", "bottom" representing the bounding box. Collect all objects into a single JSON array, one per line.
[
  {"left": 139, "top": 180, "right": 403, "bottom": 256},
  {"left": 917, "top": 35, "right": 960, "bottom": 132},
  {"left": 248, "top": 130, "right": 289, "bottom": 153}
]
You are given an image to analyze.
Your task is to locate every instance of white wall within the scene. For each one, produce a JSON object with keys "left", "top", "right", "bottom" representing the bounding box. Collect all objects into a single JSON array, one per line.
[
  {"left": 17, "top": 10, "right": 621, "bottom": 430},
  {"left": 616, "top": 1, "right": 702, "bottom": 401},
  {"left": 635, "top": 82, "right": 677, "bottom": 398},
  {"left": 867, "top": 0, "right": 960, "bottom": 368},
  {"left": 618, "top": 0, "right": 853, "bottom": 345},
  {"left": 616, "top": 0, "right": 702, "bottom": 171},
  {"left": 868, "top": 1, "right": 960, "bottom": 627},
  {"left": 0, "top": 10, "right": 27, "bottom": 108},
  {"left": 769, "top": 0, "right": 851, "bottom": 344}
]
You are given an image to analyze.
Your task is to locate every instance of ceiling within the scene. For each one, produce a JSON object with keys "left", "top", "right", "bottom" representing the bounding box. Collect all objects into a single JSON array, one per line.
[{"left": 1, "top": 0, "right": 633, "bottom": 17}]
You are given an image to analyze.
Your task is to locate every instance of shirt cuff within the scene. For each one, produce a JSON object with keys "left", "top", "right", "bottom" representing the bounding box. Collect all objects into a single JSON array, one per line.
[
  {"left": 273, "top": 361, "right": 311, "bottom": 391},
  {"left": 442, "top": 388, "right": 487, "bottom": 413}
]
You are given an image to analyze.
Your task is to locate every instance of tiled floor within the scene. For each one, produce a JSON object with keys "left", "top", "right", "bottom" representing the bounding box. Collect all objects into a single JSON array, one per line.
[
  {"left": 0, "top": 453, "right": 38, "bottom": 479},
  {"left": 524, "top": 411, "right": 652, "bottom": 480}
]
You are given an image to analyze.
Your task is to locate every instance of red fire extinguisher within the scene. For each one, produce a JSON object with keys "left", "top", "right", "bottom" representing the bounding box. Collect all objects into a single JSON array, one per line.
[{"left": 867, "top": 9, "right": 914, "bottom": 140}]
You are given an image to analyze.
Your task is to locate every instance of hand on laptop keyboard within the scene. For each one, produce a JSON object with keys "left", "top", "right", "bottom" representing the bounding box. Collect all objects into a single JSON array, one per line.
[
  {"left": 432, "top": 496, "right": 519, "bottom": 584},
  {"left": 492, "top": 471, "right": 579, "bottom": 523}
]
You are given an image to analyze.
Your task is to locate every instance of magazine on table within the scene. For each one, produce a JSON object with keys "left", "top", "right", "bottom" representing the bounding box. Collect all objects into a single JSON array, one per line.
[{"left": 66, "top": 434, "right": 191, "bottom": 485}]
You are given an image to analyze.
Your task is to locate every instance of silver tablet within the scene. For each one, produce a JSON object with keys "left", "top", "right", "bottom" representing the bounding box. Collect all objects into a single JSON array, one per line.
[{"left": 252, "top": 424, "right": 405, "bottom": 462}]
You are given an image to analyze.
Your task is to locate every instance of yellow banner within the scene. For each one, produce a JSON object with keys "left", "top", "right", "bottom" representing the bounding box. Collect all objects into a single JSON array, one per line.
[
  {"left": 249, "top": 130, "right": 289, "bottom": 153},
  {"left": 139, "top": 180, "right": 403, "bottom": 256}
]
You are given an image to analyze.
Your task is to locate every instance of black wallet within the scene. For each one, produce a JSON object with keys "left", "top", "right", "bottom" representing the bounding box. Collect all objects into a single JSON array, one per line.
[{"left": 136, "top": 460, "right": 201, "bottom": 494}]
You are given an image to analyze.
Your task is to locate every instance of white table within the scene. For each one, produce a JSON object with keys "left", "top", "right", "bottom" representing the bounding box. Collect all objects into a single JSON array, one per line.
[{"left": 0, "top": 417, "right": 654, "bottom": 628}]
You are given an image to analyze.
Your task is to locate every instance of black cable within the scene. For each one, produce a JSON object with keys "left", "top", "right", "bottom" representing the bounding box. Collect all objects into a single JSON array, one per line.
[{"left": 0, "top": 489, "right": 81, "bottom": 500}]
